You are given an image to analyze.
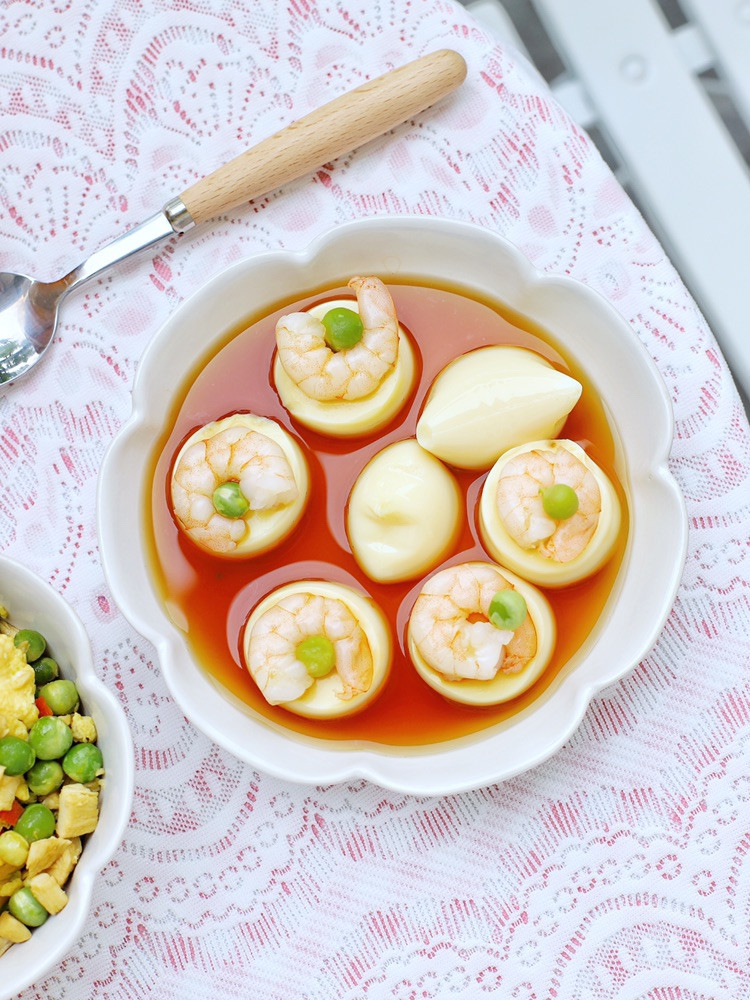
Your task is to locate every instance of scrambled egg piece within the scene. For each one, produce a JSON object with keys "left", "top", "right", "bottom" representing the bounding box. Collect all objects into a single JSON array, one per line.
[
  {"left": 0, "top": 875, "right": 23, "bottom": 898},
  {"left": 0, "top": 634, "right": 38, "bottom": 738},
  {"left": 25, "top": 873, "right": 68, "bottom": 914},
  {"left": 56, "top": 784, "right": 99, "bottom": 839},
  {"left": 24, "top": 835, "right": 82, "bottom": 886},
  {"left": 47, "top": 837, "right": 81, "bottom": 886},
  {"left": 0, "top": 613, "right": 104, "bottom": 953},
  {"left": 0, "top": 861, "right": 20, "bottom": 883},
  {"left": 0, "top": 912, "right": 31, "bottom": 943},
  {"left": 25, "top": 837, "right": 71, "bottom": 879},
  {"left": 70, "top": 713, "right": 97, "bottom": 743},
  {"left": 0, "top": 770, "right": 23, "bottom": 811}
]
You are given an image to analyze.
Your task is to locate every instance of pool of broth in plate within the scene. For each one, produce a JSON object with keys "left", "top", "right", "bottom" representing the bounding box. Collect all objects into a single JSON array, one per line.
[{"left": 146, "top": 280, "right": 628, "bottom": 747}]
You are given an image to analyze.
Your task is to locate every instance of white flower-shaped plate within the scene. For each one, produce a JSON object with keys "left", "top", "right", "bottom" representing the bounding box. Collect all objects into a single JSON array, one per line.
[
  {"left": 97, "top": 217, "right": 687, "bottom": 795},
  {"left": 0, "top": 554, "right": 133, "bottom": 997}
]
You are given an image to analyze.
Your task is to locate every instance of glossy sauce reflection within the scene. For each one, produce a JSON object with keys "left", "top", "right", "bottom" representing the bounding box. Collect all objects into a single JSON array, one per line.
[{"left": 147, "top": 282, "right": 628, "bottom": 747}]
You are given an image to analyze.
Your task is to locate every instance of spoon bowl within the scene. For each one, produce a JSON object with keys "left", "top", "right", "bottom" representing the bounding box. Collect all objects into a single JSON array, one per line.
[{"left": 0, "top": 271, "right": 61, "bottom": 384}]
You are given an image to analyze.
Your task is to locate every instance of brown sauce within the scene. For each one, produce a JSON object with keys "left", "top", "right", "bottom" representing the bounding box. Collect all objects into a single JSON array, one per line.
[{"left": 146, "top": 281, "right": 628, "bottom": 747}]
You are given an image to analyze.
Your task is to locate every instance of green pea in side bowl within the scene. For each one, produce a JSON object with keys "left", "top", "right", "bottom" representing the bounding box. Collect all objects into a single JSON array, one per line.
[{"left": 0, "top": 553, "right": 133, "bottom": 998}]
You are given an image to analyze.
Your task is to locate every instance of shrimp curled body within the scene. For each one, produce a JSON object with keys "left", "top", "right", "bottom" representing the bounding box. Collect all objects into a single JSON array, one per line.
[
  {"left": 409, "top": 563, "right": 536, "bottom": 682},
  {"left": 247, "top": 593, "right": 373, "bottom": 705},
  {"left": 496, "top": 444, "right": 601, "bottom": 563},
  {"left": 275, "top": 275, "right": 399, "bottom": 401},
  {"left": 172, "top": 425, "right": 299, "bottom": 554}
]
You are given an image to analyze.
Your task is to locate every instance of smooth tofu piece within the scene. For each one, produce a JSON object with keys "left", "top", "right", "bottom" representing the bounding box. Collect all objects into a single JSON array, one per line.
[
  {"left": 347, "top": 439, "right": 461, "bottom": 583},
  {"left": 26, "top": 873, "right": 68, "bottom": 914},
  {"left": 0, "top": 911, "right": 32, "bottom": 943},
  {"left": 47, "top": 837, "right": 81, "bottom": 886},
  {"left": 0, "top": 770, "right": 22, "bottom": 811},
  {"left": 56, "top": 784, "right": 99, "bottom": 838},
  {"left": 416, "top": 346, "right": 582, "bottom": 470},
  {"left": 25, "top": 837, "right": 71, "bottom": 879},
  {"left": 70, "top": 714, "right": 98, "bottom": 743}
]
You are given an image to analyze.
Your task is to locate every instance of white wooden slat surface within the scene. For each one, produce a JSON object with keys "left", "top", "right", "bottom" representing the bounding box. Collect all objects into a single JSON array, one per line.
[
  {"left": 466, "top": 0, "right": 529, "bottom": 56},
  {"left": 682, "top": 0, "right": 750, "bottom": 127},
  {"left": 527, "top": 0, "right": 750, "bottom": 398},
  {"left": 671, "top": 22, "right": 713, "bottom": 76}
]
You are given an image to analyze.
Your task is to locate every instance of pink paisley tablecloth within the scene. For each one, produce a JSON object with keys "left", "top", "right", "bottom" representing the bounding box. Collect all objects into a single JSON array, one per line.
[{"left": 1, "top": 1, "right": 750, "bottom": 998}]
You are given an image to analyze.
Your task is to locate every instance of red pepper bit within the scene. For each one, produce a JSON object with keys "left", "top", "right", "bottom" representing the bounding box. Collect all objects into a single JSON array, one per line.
[
  {"left": 0, "top": 799, "right": 24, "bottom": 828},
  {"left": 35, "top": 695, "right": 54, "bottom": 717}
]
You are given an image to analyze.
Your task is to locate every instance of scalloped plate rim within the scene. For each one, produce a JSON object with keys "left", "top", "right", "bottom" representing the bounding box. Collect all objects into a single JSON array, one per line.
[{"left": 0, "top": 554, "right": 135, "bottom": 995}]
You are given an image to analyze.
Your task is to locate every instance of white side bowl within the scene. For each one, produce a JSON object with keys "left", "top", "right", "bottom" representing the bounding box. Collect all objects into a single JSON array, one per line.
[
  {"left": 98, "top": 216, "right": 687, "bottom": 795},
  {"left": 0, "top": 554, "right": 134, "bottom": 998}
]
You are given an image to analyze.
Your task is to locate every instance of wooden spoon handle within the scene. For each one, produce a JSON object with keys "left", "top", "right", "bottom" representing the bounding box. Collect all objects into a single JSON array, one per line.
[{"left": 178, "top": 49, "right": 467, "bottom": 226}]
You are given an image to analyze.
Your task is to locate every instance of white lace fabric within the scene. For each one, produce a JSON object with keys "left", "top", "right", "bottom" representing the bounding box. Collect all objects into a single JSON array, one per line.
[{"left": 1, "top": 2, "right": 749, "bottom": 998}]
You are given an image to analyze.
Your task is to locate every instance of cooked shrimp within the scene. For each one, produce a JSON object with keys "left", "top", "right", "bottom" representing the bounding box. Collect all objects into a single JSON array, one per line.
[
  {"left": 172, "top": 426, "right": 298, "bottom": 553},
  {"left": 496, "top": 443, "right": 601, "bottom": 562},
  {"left": 274, "top": 275, "right": 399, "bottom": 401},
  {"left": 246, "top": 592, "right": 373, "bottom": 705},
  {"left": 409, "top": 563, "right": 536, "bottom": 681}
]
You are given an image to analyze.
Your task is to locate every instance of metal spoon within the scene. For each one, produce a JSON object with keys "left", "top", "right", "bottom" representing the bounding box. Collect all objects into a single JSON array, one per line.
[{"left": 0, "top": 49, "right": 466, "bottom": 386}]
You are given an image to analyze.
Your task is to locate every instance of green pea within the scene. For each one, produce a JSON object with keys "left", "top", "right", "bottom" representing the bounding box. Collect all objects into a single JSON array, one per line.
[
  {"left": 0, "top": 830, "right": 29, "bottom": 867},
  {"left": 488, "top": 590, "right": 528, "bottom": 631},
  {"left": 8, "top": 887, "right": 49, "bottom": 927},
  {"left": 28, "top": 716, "right": 73, "bottom": 760},
  {"left": 38, "top": 678, "right": 79, "bottom": 715},
  {"left": 13, "top": 629, "right": 46, "bottom": 662},
  {"left": 14, "top": 803, "right": 56, "bottom": 843},
  {"left": 25, "top": 759, "right": 64, "bottom": 797},
  {"left": 295, "top": 635, "right": 335, "bottom": 678},
  {"left": 322, "top": 307, "right": 364, "bottom": 352},
  {"left": 540, "top": 483, "right": 579, "bottom": 520},
  {"left": 63, "top": 743, "right": 103, "bottom": 784},
  {"left": 212, "top": 481, "right": 250, "bottom": 518},
  {"left": 0, "top": 735, "right": 35, "bottom": 776},
  {"left": 33, "top": 656, "right": 59, "bottom": 687}
]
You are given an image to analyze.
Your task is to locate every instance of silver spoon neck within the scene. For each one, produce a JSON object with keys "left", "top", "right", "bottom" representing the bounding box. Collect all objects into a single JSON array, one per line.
[
  {"left": 59, "top": 198, "right": 195, "bottom": 297},
  {"left": 0, "top": 199, "right": 197, "bottom": 386}
]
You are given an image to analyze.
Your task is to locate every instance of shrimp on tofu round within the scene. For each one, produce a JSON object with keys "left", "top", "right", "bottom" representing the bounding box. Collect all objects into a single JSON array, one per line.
[
  {"left": 272, "top": 276, "right": 417, "bottom": 437},
  {"left": 170, "top": 414, "right": 309, "bottom": 557},
  {"left": 243, "top": 581, "right": 391, "bottom": 719},
  {"left": 275, "top": 275, "right": 399, "bottom": 401},
  {"left": 479, "top": 439, "right": 622, "bottom": 587},
  {"left": 407, "top": 561, "right": 555, "bottom": 706}
]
